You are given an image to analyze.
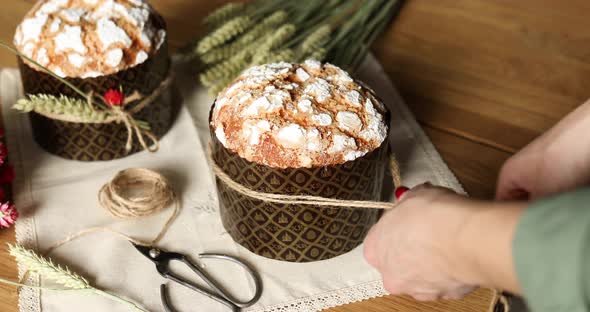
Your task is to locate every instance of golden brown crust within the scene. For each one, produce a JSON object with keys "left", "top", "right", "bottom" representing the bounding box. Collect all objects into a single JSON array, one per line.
[
  {"left": 211, "top": 61, "right": 388, "bottom": 169},
  {"left": 14, "top": 0, "right": 166, "bottom": 78}
]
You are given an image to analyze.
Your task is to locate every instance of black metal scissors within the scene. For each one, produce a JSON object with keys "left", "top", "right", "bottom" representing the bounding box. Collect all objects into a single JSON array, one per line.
[{"left": 132, "top": 243, "right": 262, "bottom": 312}]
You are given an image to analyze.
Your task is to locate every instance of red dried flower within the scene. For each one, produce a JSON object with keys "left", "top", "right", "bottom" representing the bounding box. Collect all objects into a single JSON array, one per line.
[
  {"left": 0, "top": 143, "right": 8, "bottom": 166},
  {"left": 0, "top": 164, "right": 15, "bottom": 184},
  {"left": 104, "top": 89, "right": 124, "bottom": 107},
  {"left": 0, "top": 202, "right": 18, "bottom": 229}
]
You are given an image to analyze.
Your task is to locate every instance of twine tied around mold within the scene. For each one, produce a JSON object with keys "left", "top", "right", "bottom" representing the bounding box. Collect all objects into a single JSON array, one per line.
[
  {"left": 45, "top": 168, "right": 179, "bottom": 255},
  {"left": 36, "top": 73, "right": 174, "bottom": 154},
  {"left": 207, "top": 144, "right": 402, "bottom": 210}
]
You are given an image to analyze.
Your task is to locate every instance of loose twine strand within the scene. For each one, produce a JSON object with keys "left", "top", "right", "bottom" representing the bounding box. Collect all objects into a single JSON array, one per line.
[
  {"left": 44, "top": 168, "right": 179, "bottom": 255},
  {"left": 207, "top": 145, "right": 402, "bottom": 210},
  {"left": 37, "top": 73, "right": 174, "bottom": 153}
]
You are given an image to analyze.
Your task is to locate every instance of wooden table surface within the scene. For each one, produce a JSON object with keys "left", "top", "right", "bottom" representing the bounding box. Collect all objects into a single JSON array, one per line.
[{"left": 1, "top": 0, "right": 588, "bottom": 311}]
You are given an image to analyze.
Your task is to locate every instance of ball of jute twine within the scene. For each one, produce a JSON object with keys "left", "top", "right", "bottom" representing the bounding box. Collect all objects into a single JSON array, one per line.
[
  {"left": 207, "top": 144, "right": 402, "bottom": 210},
  {"left": 45, "top": 168, "right": 179, "bottom": 254},
  {"left": 99, "top": 168, "right": 175, "bottom": 219}
]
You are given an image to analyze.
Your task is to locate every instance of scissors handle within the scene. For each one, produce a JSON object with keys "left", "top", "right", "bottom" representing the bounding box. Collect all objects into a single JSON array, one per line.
[
  {"left": 199, "top": 253, "right": 263, "bottom": 308},
  {"left": 158, "top": 253, "right": 261, "bottom": 310},
  {"left": 160, "top": 257, "right": 239, "bottom": 311}
]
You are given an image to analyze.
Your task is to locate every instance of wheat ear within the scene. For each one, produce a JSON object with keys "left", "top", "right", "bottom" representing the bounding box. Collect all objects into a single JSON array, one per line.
[
  {"left": 14, "top": 94, "right": 110, "bottom": 122},
  {"left": 8, "top": 244, "right": 89, "bottom": 289},
  {"left": 197, "top": 16, "right": 254, "bottom": 55},
  {"left": 200, "top": 11, "right": 288, "bottom": 65},
  {"left": 203, "top": 2, "right": 246, "bottom": 28},
  {"left": 301, "top": 25, "right": 331, "bottom": 55},
  {"left": 5, "top": 244, "right": 149, "bottom": 312},
  {"left": 303, "top": 48, "right": 328, "bottom": 63}
]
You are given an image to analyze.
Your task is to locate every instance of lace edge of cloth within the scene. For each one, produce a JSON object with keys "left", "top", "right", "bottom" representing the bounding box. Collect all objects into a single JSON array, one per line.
[
  {"left": 7, "top": 52, "right": 477, "bottom": 312},
  {"left": 248, "top": 281, "right": 387, "bottom": 312},
  {"left": 0, "top": 69, "right": 43, "bottom": 312}
]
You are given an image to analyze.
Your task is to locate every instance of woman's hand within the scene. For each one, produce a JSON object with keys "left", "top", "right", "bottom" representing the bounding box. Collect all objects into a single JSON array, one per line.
[
  {"left": 363, "top": 184, "right": 477, "bottom": 301},
  {"left": 496, "top": 99, "right": 590, "bottom": 201},
  {"left": 364, "top": 184, "right": 526, "bottom": 301}
]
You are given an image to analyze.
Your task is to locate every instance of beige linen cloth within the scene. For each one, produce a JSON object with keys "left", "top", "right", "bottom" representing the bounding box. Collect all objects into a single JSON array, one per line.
[{"left": 1, "top": 55, "right": 463, "bottom": 312}]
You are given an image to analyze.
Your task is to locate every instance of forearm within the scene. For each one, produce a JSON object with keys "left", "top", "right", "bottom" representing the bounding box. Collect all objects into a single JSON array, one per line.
[
  {"left": 496, "top": 99, "right": 590, "bottom": 201},
  {"left": 512, "top": 188, "right": 590, "bottom": 311},
  {"left": 545, "top": 100, "right": 590, "bottom": 185},
  {"left": 452, "top": 198, "right": 527, "bottom": 293}
]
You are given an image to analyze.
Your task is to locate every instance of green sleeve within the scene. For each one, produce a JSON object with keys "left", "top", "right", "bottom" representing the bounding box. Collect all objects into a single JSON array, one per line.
[{"left": 514, "top": 187, "right": 590, "bottom": 312}]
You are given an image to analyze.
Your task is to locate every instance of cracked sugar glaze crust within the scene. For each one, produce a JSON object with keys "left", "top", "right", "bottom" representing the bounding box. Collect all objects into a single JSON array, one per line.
[
  {"left": 211, "top": 61, "right": 389, "bottom": 169},
  {"left": 14, "top": 0, "right": 167, "bottom": 78}
]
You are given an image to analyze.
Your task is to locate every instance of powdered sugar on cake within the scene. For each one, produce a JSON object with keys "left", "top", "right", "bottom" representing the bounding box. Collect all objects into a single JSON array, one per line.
[
  {"left": 14, "top": 0, "right": 167, "bottom": 78},
  {"left": 211, "top": 61, "right": 388, "bottom": 169}
]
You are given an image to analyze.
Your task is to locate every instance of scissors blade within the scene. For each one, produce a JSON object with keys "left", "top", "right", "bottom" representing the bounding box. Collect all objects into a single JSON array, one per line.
[{"left": 131, "top": 242, "right": 160, "bottom": 263}]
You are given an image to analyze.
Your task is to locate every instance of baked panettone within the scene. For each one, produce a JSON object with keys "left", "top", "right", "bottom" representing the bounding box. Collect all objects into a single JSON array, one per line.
[
  {"left": 14, "top": 0, "right": 174, "bottom": 161},
  {"left": 14, "top": 0, "right": 166, "bottom": 78},
  {"left": 210, "top": 61, "right": 390, "bottom": 262},
  {"left": 211, "top": 60, "right": 388, "bottom": 169}
]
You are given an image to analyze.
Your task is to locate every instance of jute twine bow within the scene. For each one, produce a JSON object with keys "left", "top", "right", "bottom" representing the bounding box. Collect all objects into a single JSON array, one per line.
[
  {"left": 208, "top": 145, "right": 402, "bottom": 210},
  {"left": 106, "top": 74, "right": 174, "bottom": 153},
  {"left": 111, "top": 106, "right": 160, "bottom": 154},
  {"left": 45, "top": 168, "right": 179, "bottom": 255},
  {"left": 38, "top": 73, "right": 174, "bottom": 154}
]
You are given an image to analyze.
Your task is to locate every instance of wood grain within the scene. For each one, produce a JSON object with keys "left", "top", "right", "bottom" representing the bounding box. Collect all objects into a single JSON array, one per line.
[
  {"left": 423, "top": 126, "right": 511, "bottom": 199},
  {"left": 0, "top": 228, "right": 17, "bottom": 312},
  {"left": 1, "top": 0, "right": 587, "bottom": 311},
  {"left": 374, "top": 0, "right": 589, "bottom": 152}
]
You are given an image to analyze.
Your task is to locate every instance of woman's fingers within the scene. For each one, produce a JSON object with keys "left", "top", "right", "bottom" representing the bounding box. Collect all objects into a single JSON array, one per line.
[
  {"left": 365, "top": 185, "right": 476, "bottom": 303},
  {"left": 363, "top": 225, "right": 380, "bottom": 268},
  {"left": 441, "top": 286, "right": 476, "bottom": 300},
  {"left": 411, "top": 293, "right": 440, "bottom": 302},
  {"left": 395, "top": 182, "right": 434, "bottom": 202},
  {"left": 495, "top": 156, "right": 531, "bottom": 201},
  {"left": 394, "top": 186, "right": 410, "bottom": 200}
]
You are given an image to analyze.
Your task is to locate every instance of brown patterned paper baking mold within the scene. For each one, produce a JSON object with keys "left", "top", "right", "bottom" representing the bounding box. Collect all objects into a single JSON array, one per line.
[
  {"left": 17, "top": 16, "right": 176, "bottom": 161},
  {"left": 210, "top": 104, "right": 391, "bottom": 262}
]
